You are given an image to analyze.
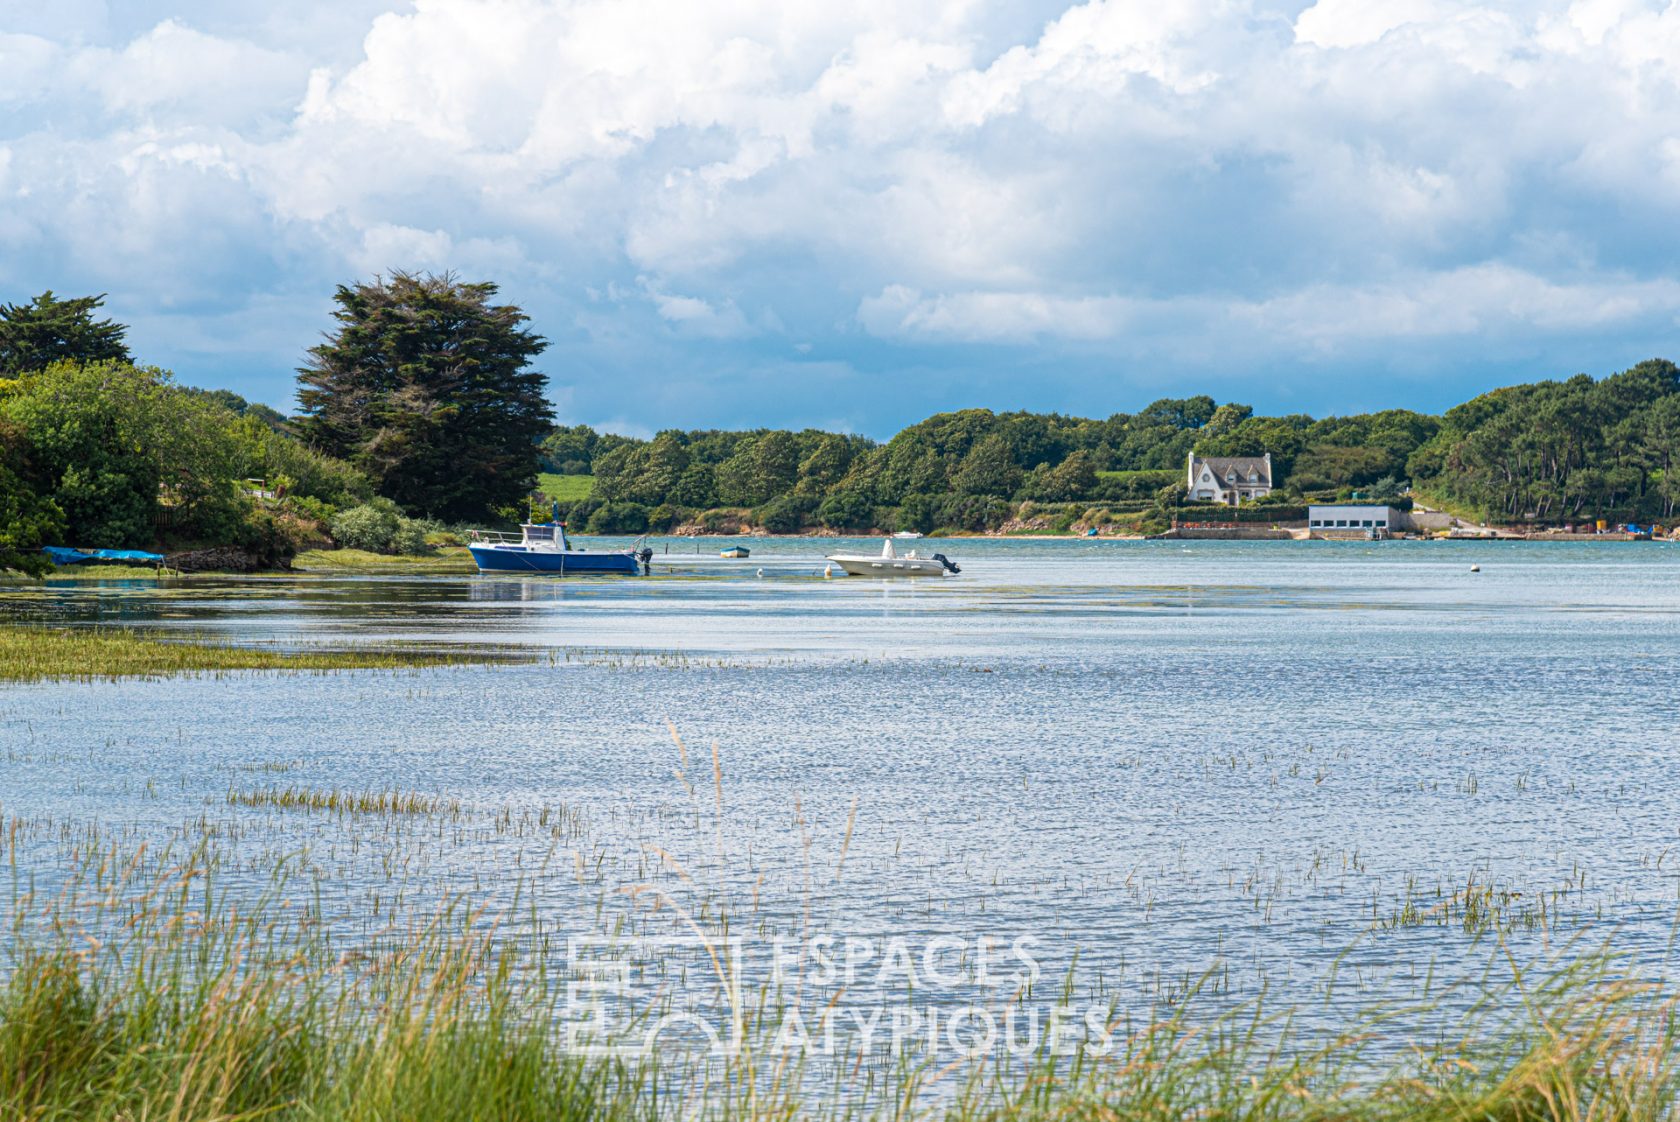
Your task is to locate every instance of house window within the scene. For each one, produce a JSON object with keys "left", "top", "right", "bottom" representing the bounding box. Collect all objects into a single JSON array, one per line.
[
  {"left": 1336, "top": 520, "right": 1347, "bottom": 527},
  {"left": 1362, "top": 520, "right": 1373, "bottom": 527}
]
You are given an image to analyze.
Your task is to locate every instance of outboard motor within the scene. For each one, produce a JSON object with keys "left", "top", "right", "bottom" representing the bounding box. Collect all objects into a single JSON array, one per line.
[
  {"left": 637, "top": 547, "right": 654, "bottom": 575},
  {"left": 932, "top": 553, "right": 960, "bottom": 574}
]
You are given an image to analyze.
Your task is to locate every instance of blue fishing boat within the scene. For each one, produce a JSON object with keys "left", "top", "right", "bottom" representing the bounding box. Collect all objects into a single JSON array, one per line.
[{"left": 467, "top": 507, "right": 650, "bottom": 575}]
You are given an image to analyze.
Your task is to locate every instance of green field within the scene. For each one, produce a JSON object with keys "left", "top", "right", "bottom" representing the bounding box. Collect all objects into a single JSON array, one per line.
[{"left": 536, "top": 473, "right": 594, "bottom": 501}]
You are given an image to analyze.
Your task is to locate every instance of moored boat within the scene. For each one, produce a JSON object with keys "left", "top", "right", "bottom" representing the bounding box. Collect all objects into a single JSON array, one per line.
[
  {"left": 826, "top": 537, "right": 959, "bottom": 577},
  {"left": 720, "top": 546, "right": 750, "bottom": 559},
  {"left": 468, "top": 507, "right": 651, "bottom": 575}
]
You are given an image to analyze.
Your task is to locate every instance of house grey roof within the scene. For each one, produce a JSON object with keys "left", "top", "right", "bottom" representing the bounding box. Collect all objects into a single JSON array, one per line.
[{"left": 1189, "top": 454, "right": 1271, "bottom": 487}]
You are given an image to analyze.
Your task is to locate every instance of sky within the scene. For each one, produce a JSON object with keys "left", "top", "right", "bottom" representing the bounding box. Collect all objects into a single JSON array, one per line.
[{"left": 2, "top": 0, "right": 1678, "bottom": 438}]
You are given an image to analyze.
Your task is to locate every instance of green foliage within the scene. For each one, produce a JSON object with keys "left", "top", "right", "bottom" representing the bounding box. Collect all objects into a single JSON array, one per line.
[
  {"left": 237, "top": 508, "right": 306, "bottom": 569},
  {"left": 328, "top": 499, "right": 434, "bottom": 555},
  {"left": 296, "top": 272, "right": 554, "bottom": 522},
  {"left": 0, "top": 291, "right": 130, "bottom": 376},
  {"left": 934, "top": 493, "right": 1012, "bottom": 531},
  {"left": 816, "top": 491, "right": 875, "bottom": 531},
  {"left": 0, "top": 361, "right": 247, "bottom": 548},
  {"left": 1096, "top": 469, "right": 1180, "bottom": 500},
  {"left": 584, "top": 501, "right": 649, "bottom": 535},
  {"left": 646, "top": 503, "right": 689, "bottom": 532},
  {"left": 538, "top": 424, "right": 599, "bottom": 475},
  {"left": 228, "top": 414, "right": 370, "bottom": 508},
  {"left": 0, "top": 422, "right": 64, "bottom": 576},
  {"left": 951, "top": 433, "right": 1022, "bottom": 497},
  {"left": 753, "top": 494, "right": 813, "bottom": 534},
  {"left": 1410, "top": 359, "right": 1680, "bottom": 522}
]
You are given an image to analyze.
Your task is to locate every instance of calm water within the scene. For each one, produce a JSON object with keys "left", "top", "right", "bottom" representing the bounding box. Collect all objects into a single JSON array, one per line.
[{"left": 5, "top": 536, "right": 1680, "bottom": 1063}]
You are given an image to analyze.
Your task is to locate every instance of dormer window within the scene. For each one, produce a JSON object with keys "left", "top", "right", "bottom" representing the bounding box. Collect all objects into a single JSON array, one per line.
[{"left": 1225, "top": 471, "right": 1235, "bottom": 482}]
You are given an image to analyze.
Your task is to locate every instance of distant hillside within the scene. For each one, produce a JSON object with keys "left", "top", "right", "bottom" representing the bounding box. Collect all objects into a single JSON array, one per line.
[{"left": 535, "top": 359, "right": 1680, "bottom": 534}]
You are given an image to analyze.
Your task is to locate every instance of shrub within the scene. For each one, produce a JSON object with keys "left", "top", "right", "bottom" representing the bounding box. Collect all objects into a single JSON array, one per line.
[
  {"left": 754, "top": 495, "right": 813, "bottom": 534},
  {"left": 237, "top": 508, "right": 306, "bottom": 569},
  {"left": 328, "top": 499, "right": 434, "bottom": 554},
  {"left": 647, "top": 503, "right": 689, "bottom": 532},
  {"left": 388, "top": 519, "right": 433, "bottom": 556},
  {"left": 698, "top": 509, "right": 741, "bottom": 533},
  {"left": 934, "top": 494, "right": 1011, "bottom": 532},
  {"left": 330, "top": 500, "right": 401, "bottom": 551}
]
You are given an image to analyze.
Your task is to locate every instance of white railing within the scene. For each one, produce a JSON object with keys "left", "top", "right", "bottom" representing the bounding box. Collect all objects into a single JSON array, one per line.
[{"left": 468, "top": 530, "right": 525, "bottom": 545}]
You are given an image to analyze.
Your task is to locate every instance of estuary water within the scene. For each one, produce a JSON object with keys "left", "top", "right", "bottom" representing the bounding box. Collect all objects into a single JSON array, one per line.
[{"left": 5, "top": 536, "right": 1680, "bottom": 1066}]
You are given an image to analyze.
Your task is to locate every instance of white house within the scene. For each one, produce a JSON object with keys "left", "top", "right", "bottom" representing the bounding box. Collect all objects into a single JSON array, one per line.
[
  {"left": 1186, "top": 452, "right": 1273, "bottom": 505},
  {"left": 1308, "top": 504, "right": 1401, "bottom": 532}
]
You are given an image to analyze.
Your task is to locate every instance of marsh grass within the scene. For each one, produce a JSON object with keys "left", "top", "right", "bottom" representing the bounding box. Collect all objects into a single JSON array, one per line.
[
  {"left": 0, "top": 625, "right": 502, "bottom": 683},
  {"left": 291, "top": 547, "right": 478, "bottom": 573},
  {"left": 1376, "top": 871, "right": 1592, "bottom": 936},
  {"left": 3, "top": 829, "right": 1678, "bottom": 1122},
  {"left": 228, "top": 786, "right": 463, "bottom": 817}
]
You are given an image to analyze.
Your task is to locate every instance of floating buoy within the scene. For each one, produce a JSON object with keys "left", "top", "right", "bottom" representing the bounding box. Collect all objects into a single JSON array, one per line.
[
  {"left": 756, "top": 568, "right": 765, "bottom": 578},
  {"left": 1470, "top": 564, "right": 1481, "bottom": 572},
  {"left": 824, "top": 564, "right": 834, "bottom": 579}
]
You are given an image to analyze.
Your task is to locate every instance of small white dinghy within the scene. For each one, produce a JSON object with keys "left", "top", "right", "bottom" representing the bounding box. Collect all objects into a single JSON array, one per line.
[{"left": 826, "top": 537, "right": 960, "bottom": 577}]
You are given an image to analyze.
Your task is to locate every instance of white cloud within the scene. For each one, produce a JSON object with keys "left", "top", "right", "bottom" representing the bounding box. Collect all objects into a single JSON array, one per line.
[
  {"left": 1237, "top": 265, "right": 1680, "bottom": 345},
  {"left": 5, "top": 0, "right": 1680, "bottom": 424},
  {"left": 640, "top": 278, "right": 754, "bottom": 339},
  {"left": 860, "top": 285, "right": 1134, "bottom": 341}
]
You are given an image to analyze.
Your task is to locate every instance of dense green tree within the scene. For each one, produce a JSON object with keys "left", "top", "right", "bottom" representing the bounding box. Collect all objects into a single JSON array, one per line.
[
  {"left": 540, "top": 424, "right": 599, "bottom": 474},
  {"left": 796, "top": 434, "right": 856, "bottom": 496},
  {"left": 226, "top": 414, "right": 370, "bottom": 507},
  {"left": 186, "top": 387, "right": 289, "bottom": 433},
  {"left": 0, "top": 292, "right": 131, "bottom": 376},
  {"left": 0, "top": 362, "right": 246, "bottom": 547},
  {"left": 0, "top": 421, "right": 66, "bottom": 576},
  {"left": 296, "top": 273, "right": 553, "bottom": 521},
  {"left": 951, "top": 434, "right": 1022, "bottom": 497},
  {"left": 1409, "top": 360, "right": 1679, "bottom": 521}
]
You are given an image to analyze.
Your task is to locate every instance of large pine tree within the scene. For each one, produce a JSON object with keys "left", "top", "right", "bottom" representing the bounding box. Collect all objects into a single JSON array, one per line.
[
  {"left": 296, "top": 273, "right": 553, "bottom": 521},
  {"left": 0, "top": 291, "right": 131, "bottom": 375}
]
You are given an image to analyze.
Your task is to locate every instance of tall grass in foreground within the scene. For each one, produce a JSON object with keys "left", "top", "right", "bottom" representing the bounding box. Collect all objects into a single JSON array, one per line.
[
  {"left": 3, "top": 839, "right": 1677, "bottom": 1122},
  {"left": 0, "top": 625, "right": 500, "bottom": 682}
]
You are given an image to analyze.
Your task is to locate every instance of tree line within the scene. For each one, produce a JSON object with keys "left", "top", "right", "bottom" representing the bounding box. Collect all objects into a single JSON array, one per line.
[
  {"left": 5, "top": 273, "right": 1679, "bottom": 576},
  {"left": 545, "top": 360, "right": 1680, "bottom": 535},
  {"left": 0, "top": 277, "right": 551, "bottom": 574}
]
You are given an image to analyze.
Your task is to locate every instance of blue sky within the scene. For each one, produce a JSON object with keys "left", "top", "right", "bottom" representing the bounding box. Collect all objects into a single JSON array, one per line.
[{"left": 3, "top": 0, "right": 1678, "bottom": 438}]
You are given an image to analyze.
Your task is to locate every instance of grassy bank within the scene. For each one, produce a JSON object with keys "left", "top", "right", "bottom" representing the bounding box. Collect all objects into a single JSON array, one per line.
[
  {"left": 292, "top": 546, "right": 478, "bottom": 573},
  {"left": 2, "top": 833, "right": 1674, "bottom": 1121},
  {"left": 0, "top": 625, "right": 497, "bottom": 682}
]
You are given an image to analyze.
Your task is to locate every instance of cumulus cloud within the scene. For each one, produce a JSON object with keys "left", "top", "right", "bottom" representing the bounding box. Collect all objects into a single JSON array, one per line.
[{"left": 2, "top": 0, "right": 1679, "bottom": 430}]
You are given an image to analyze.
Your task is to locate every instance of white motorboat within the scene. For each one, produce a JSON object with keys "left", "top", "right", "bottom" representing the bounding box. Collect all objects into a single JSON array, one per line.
[
  {"left": 826, "top": 537, "right": 960, "bottom": 577},
  {"left": 892, "top": 531, "right": 923, "bottom": 539}
]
